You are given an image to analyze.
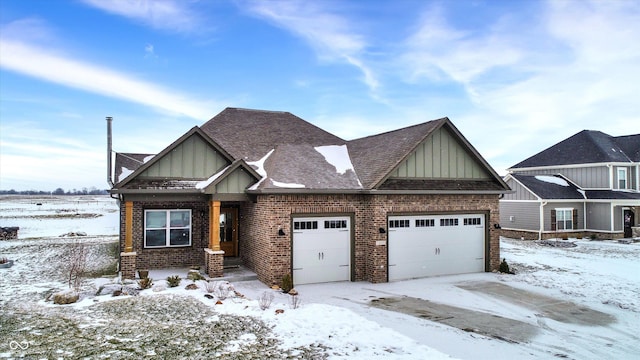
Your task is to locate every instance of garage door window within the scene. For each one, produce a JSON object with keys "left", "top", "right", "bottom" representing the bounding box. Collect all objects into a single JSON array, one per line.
[
  {"left": 440, "top": 218, "right": 459, "bottom": 226},
  {"left": 325, "top": 220, "right": 347, "bottom": 229},
  {"left": 416, "top": 219, "right": 435, "bottom": 227},
  {"left": 294, "top": 221, "right": 318, "bottom": 230},
  {"left": 389, "top": 219, "right": 410, "bottom": 228},
  {"left": 464, "top": 217, "right": 481, "bottom": 226}
]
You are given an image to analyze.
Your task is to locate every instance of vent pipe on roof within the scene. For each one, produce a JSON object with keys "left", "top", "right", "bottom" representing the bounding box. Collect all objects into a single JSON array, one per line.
[{"left": 106, "top": 116, "right": 114, "bottom": 187}]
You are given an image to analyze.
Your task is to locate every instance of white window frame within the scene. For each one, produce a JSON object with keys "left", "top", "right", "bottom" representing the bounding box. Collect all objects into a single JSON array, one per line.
[
  {"left": 555, "top": 208, "right": 573, "bottom": 230},
  {"left": 144, "top": 209, "right": 192, "bottom": 248},
  {"left": 617, "top": 167, "right": 627, "bottom": 189}
]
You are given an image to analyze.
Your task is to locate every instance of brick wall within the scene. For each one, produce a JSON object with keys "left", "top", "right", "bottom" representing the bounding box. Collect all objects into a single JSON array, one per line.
[
  {"left": 240, "top": 193, "right": 501, "bottom": 285},
  {"left": 501, "top": 229, "right": 624, "bottom": 240},
  {"left": 119, "top": 199, "right": 209, "bottom": 271}
]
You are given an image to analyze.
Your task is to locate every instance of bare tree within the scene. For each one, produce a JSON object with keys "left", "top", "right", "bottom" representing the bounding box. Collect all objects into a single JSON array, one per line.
[{"left": 68, "top": 240, "right": 87, "bottom": 291}]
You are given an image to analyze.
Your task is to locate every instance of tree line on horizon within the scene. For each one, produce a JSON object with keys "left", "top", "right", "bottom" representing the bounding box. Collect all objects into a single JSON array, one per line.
[{"left": 0, "top": 187, "right": 109, "bottom": 195}]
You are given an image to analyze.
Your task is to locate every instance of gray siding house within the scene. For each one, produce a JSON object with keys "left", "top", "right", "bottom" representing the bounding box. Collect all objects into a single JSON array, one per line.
[{"left": 500, "top": 130, "right": 640, "bottom": 240}]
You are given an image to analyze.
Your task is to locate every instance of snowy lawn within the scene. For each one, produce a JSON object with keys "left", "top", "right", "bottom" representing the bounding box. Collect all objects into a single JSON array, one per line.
[{"left": 1, "top": 196, "right": 639, "bottom": 359}]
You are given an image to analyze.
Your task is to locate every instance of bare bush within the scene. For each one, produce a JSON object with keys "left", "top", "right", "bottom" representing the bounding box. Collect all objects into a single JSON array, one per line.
[
  {"left": 67, "top": 239, "right": 87, "bottom": 291},
  {"left": 289, "top": 295, "right": 302, "bottom": 309},
  {"left": 258, "top": 291, "right": 274, "bottom": 310},
  {"left": 214, "top": 284, "right": 230, "bottom": 300},
  {"left": 202, "top": 281, "right": 217, "bottom": 294}
]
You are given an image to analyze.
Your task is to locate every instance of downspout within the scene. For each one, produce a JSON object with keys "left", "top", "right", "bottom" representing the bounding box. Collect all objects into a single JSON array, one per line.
[
  {"left": 539, "top": 201, "right": 547, "bottom": 240},
  {"left": 106, "top": 116, "right": 114, "bottom": 188}
]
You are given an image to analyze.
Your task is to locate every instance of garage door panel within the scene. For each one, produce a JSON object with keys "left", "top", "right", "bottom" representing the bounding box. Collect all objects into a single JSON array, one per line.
[
  {"left": 389, "top": 214, "right": 485, "bottom": 281},
  {"left": 293, "top": 216, "right": 351, "bottom": 285}
]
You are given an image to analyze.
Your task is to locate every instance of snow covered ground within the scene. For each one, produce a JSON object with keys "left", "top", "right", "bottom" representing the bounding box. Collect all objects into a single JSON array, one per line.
[{"left": 1, "top": 196, "right": 639, "bottom": 359}]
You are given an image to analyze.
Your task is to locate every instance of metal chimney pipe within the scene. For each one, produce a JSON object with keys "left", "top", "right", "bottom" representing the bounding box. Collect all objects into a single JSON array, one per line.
[{"left": 106, "top": 116, "right": 114, "bottom": 187}]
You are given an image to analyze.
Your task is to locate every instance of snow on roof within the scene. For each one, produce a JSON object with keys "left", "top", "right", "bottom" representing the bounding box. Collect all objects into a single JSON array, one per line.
[
  {"left": 195, "top": 165, "right": 231, "bottom": 190},
  {"left": 272, "top": 180, "right": 305, "bottom": 188},
  {"left": 143, "top": 155, "right": 155, "bottom": 163},
  {"left": 120, "top": 167, "right": 133, "bottom": 181},
  {"left": 314, "top": 145, "right": 355, "bottom": 175},
  {"left": 535, "top": 175, "right": 569, "bottom": 186},
  {"left": 247, "top": 149, "right": 273, "bottom": 190}
]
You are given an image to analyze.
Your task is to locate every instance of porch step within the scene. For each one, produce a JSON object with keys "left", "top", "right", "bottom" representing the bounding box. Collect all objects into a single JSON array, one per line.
[{"left": 214, "top": 265, "right": 258, "bottom": 283}]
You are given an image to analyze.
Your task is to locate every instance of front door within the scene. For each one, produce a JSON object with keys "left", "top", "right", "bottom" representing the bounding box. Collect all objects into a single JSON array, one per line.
[
  {"left": 624, "top": 209, "right": 634, "bottom": 238},
  {"left": 219, "top": 208, "right": 238, "bottom": 257}
]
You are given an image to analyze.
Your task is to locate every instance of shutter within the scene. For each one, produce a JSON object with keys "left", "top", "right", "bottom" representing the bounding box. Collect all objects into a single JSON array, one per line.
[
  {"left": 572, "top": 209, "right": 578, "bottom": 230},
  {"left": 550, "top": 209, "right": 556, "bottom": 231}
]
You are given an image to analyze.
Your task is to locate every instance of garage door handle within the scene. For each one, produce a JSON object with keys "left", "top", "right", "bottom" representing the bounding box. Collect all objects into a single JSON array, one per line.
[
  {"left": 389, "top": 264, "right": 397, "bottom": 266},
  {"left": 339, "top": 264, "right": 349, "bottom": 267},
  {"left": 293, "top": 268, "right": 302, "bottom": 270}
]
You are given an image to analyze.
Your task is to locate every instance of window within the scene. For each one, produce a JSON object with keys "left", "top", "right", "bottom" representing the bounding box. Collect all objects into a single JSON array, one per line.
[
  {"left": 618, "top": 168, "right": 627, "bottom": 189},
  {"left": 464, "top": 217, "right": 481, "bottom": 226},
  {"left": 415, "top": 219, "right": 435, "bottom": 227},
  {"left": 324, "top": 220, "right": 347, "bottom": 229},
  {"left": 440, "top": 218, "right": 459, "bottom": 227},
  {"left": 555, "top": 209, "right": 573, "bottom": 230},
  {"left": 389, "top": 219, "right": 410, "bottom": 228},
  {"left": 294, "top": 221, "right": 318, "bottom": 230},
  {"left": 145, "top": 210, "right": 191, "bottom": 248}
]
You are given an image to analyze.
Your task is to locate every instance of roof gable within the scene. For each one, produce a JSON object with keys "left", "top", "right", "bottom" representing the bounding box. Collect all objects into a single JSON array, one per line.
[
  {"left": 115, "top": 127, "right": 233, "bottom": 188},
  {"left": 511, "top": 130, "right": 637, "bottom": 169},
  {"left": 349, "top": 118, "right": 508, "bottom": 191},
  {"left": 197, "top": 160, "right": 260, "bottom": 195},
  {"left": 389, "top": 125, "right": 490, "bottom": 180}
]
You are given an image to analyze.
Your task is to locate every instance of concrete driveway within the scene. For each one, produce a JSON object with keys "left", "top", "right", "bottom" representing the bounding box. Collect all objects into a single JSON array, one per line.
[{"left": 368, "top": 281, "right": 615, "bottom": 344}]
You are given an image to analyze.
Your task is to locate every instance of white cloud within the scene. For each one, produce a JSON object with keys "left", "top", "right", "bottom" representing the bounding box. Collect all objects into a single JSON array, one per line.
[
  {"left": 245, "top": 0, "right": 379, "bottom": 91},
  {"left": 0, "top": 39, "right": 218, "bottom": 120},
  {"left": 81, "top": 0, "right": 204, "bottom": 34}
]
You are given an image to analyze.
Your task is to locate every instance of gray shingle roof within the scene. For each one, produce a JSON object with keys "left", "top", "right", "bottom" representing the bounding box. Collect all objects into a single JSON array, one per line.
[
  {"left": 585, "top": 190, "right": 640, "bottom": 200},
  {"left": 511, "top": 130, "right": 639, "bottom": 169},
  {"left": 511, "top": 174, "right": 584, "bottom": 199},
  {"left": 200, "top": 108, "right": 346, "bottom": 161},
  {"left": 348, "top": 119, "right": 445, "bottom": 189},
  {"left": 114, "top": 153, "right": 152, "bottom": 183}
]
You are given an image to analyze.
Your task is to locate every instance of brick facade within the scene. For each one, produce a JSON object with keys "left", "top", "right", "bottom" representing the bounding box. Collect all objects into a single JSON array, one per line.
[
  {"left": 119, "top": 199, "right": 209, "bottom": 272},
  {"left": 119, "top": 193, "right": 501, "bottom": 285}
]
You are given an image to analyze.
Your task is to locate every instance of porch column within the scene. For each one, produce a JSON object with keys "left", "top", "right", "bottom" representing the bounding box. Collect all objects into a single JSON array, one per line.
[
  {"left": 209, "top": 200, "right": 221, "bottom": 250},
  {"left": 121, "top": 201, "right": 136, "bottom": 280},
  {"left": 205, "top": 200, "right": 224, "bottom": 278}
]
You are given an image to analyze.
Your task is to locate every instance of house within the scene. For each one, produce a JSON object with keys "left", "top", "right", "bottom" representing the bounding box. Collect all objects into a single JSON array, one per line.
[
  {"left": 109, "top": 108, "right": 510, "bottom": 286},
  {"left": 500, "top": 130, "right": 640, "bottom": 240}
]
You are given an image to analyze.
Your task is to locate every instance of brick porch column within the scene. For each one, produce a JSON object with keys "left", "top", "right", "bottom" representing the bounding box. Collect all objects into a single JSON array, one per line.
[
  {"left": 205, "top": 200, "right": 224, "bottom": 277},
  {"left": 120, "top": 252, "right": 137, "bottom": 280}
]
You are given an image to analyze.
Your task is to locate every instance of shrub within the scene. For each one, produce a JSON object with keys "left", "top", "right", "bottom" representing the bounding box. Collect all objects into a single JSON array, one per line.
[
  {"left": 187, "top": 270, "right": 205, "bottom": 281},
  {"left": 499, "top": 258, "right": 511, "bottom": 274},
  {"left": 203, "top": 281, "right": 217, "bottom": 294},
  {"left": 138, "top": 277, "right": 153, "bottom": 290},
  {"left": 289, "top": 294, "right": 302, "bottom": 309},
  {"left": 0, "top": 257, "right": 7, "bottom": 264},
  {"left": 137, "top": 270, "right": 149, "bottom": 279},
  {"left": 590, "top": 234, "right": 597, "bottom": 240},
  {"left": 166, "top": 275, "right": 181, "bottom": 288},
  {"left": 258, "top": 291, "right": 274, "bottom": 310},
  {"left": 280, "top": 274, "right": 293, "bottom": 293}
]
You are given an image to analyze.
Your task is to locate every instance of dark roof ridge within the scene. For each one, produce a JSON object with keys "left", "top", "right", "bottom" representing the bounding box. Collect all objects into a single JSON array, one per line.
[
  {"left": 350, "top": 117, "right": 448, "bottom": 141},
  {"left": 224, "top": 107, "right": 289, "bottom": 114}
]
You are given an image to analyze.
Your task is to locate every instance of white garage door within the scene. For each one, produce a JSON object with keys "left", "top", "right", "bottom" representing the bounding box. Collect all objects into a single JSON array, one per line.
[
  {"left": 292, "top": 216, "right": 351, "bottom": 285},
  {"left": 388, "top": 214, "right": 485, "bottom": 281}
]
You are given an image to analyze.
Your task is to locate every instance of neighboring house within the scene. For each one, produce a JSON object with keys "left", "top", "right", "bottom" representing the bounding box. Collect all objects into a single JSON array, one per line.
[
  {"left": 109, "top": 108, "right": 510, "bottom": 286},
  {"left": 500, "top": 130, "right": 640, "bottom": 240}
]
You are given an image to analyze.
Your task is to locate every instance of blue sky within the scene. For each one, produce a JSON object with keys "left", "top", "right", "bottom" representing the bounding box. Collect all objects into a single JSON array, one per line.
[{"left": 1, "top": 0, "right": 638, "bottom": 191}]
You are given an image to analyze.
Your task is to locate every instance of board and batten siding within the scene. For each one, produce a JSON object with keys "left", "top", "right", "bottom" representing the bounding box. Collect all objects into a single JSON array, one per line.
[
  {"left": 586, "top": 202, "right": 611, "bottom": 231},
  {"left": 210, "top": 168, "right": 255, "bottom": 194},
  {"left": 141, "top": 134, "right": 229, "bottom": 179},
  {"left": 513, "top": 166, "right": 609, "bottom": 189},
  {"left": 543, "top": 202, "right": 584, "bottom": 231},
  {"left": 502, "top": 178, "right": 538, "bottom": 200},
  {"left": 390, "top": 127, "right": 490, "bottom": 179},
  {"left": 500, "top": 201, "right": 540, "bottom": 231}
]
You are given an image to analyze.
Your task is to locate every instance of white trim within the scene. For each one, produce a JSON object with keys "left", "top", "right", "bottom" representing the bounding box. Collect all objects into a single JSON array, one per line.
[
  {"left": 507, "top": 162, "right": 633, "bottom": 173},
  {"left": 144, "top": 209, "right": 192, "bottom": 248},
  {"left": 617, "top": 167, "right": 628, "bottom": 190}
]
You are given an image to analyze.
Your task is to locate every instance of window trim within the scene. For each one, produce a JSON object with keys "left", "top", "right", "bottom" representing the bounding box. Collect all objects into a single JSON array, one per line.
[
  {"left": 617, "top": 167, "right": 627, "bottom": 189},
  {"left": 144, "top": 209, "right": 192, "bottom": 248},
  {"left": 555, "top": 208, "right": 573, "bottom": 231}
]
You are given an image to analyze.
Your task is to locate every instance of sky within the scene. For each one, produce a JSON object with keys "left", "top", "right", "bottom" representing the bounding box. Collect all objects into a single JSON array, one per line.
[{"left": 0, "top": 0, "right": 638, "bottom": 192}]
